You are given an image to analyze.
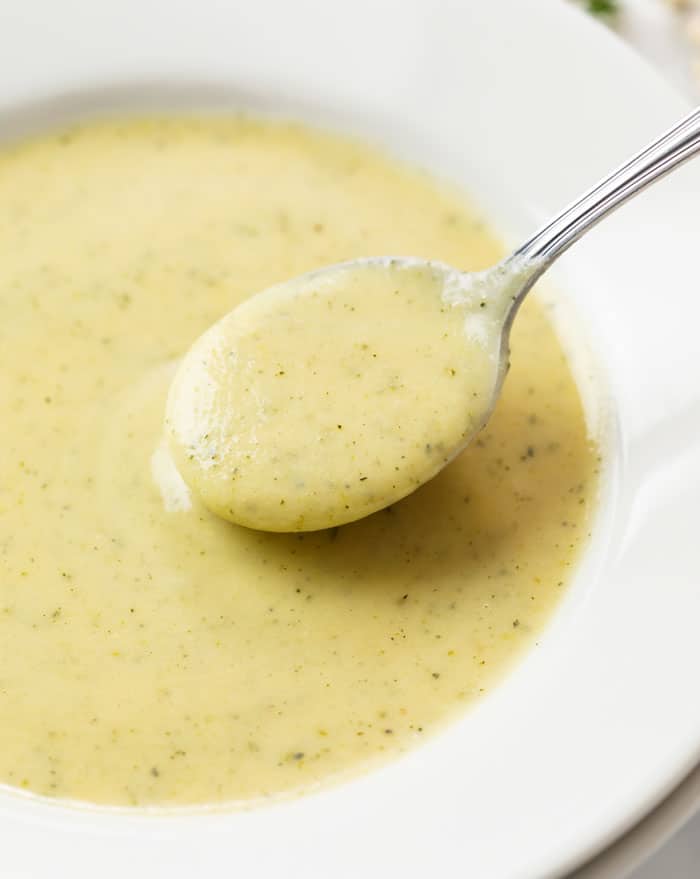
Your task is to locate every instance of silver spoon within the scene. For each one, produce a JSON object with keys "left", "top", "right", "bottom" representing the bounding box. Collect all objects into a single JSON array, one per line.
[{"left": 167, "top": 105, "right": 700, "bottom": 532}]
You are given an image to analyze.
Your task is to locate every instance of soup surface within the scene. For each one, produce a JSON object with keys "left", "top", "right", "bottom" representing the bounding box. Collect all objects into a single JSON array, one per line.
[{"left": 0, "top": 117, "right": 598, "bottom": 806}]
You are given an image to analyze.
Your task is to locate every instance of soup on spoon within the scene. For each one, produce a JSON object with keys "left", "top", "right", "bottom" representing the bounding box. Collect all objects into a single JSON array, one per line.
[{"left": 165, "top": 257, "right": 529, "bottom": 531}]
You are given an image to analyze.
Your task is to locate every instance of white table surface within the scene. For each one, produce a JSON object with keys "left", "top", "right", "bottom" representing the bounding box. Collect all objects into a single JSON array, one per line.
[{"left": 578, "top": 1, "right": 699, "bottom": 876}]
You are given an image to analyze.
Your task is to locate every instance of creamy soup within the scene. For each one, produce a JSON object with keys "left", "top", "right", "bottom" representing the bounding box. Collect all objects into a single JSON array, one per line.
[
  {"left": 0, "top": 117, "right": 599, "bottom": 806},
  {"left": 166, "top": 259, "right": 504, "bottom": 532}
]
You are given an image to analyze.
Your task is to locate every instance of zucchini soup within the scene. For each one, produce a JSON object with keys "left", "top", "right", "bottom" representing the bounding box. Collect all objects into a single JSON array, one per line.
[{"left": 0, "top": 117, "right": 599, "bottom": 806}]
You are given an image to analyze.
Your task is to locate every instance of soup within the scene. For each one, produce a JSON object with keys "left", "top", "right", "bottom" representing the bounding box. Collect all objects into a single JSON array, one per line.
[{"left": 0, "top": 117, "right": 598, "bottom": 805}]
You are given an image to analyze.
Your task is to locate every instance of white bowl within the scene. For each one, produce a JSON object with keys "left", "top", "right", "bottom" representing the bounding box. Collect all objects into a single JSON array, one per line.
[{"left": 1, "top": 1, "right": 698, "bottom": 877}]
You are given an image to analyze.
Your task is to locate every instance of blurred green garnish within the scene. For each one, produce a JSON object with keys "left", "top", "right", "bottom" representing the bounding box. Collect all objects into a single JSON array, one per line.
[{"left": 586, "top": 0, "right": 619, "bottom": 15}]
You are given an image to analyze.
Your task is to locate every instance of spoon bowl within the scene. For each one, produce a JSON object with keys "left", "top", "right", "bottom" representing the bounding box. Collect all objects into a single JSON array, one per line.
[{"left": 165, "top": 255, "right": 526, "bottom": 531}]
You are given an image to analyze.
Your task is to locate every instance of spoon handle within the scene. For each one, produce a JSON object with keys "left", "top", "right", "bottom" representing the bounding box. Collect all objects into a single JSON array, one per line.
[{"left": 515, "top": 105, "right": 700, "bottom": 264}]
